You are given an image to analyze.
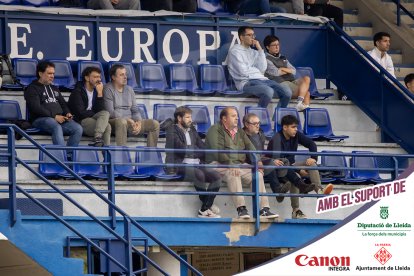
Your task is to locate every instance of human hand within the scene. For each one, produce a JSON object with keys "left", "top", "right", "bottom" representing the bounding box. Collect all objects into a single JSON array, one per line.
[
  {"left": 305, "top": 158, "right": 316, "bottom": 166},
  {"left": 131, "top": 121, "right": 142, "bottom": 135},
  {"left": 252, "top": 39, "right": 262, "bottom": 50},
  {"left": 273, "top": 159, "right": 284, "bottom": 166},
  {"left": 55, "top": 115, "right": 66, "bottom": 123},
  {"left": 111, "top": 0, "right": 119, "bottom": 4},
  {"left": 299, "top": 169, "right": 309, "bottom": 177},
  {"left": 95, "top": 81, "right": 103, "bottom": 96}
]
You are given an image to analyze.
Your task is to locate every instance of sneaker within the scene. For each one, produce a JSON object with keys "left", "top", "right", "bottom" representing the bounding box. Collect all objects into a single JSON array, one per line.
[
  {"left": 296, "top": 102, "right": 307, "bottom": 112},
  {"left": 88, "top": 136, "right": 104, "bottom": 147},
  {"left": 198, "top": 209, "right": 220, "bottom": 218},
  {"left": 209, "top": 204, "right": 220, "bottom": 214},
  {"left": 259, "top": 207, "right": 279, "bottom": 219},
  {"left": 276, "top": 181, "right": 291, "bottom": 203},
  {"left": 237, "top": 206, "right": 250, "bottom": 219},
  {"left": 297, "top": 181, "right": 316, "bottom": 194},
  {"left": 292, "top": 209, "right": 307, "bottom": 219},
  {"left": 322, "top": 183, "right": 334, "bottom": 195}
]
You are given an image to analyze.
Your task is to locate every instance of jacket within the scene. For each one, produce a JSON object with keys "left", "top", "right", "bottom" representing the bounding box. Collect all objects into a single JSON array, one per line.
[
  {"left": 68, "top": 81, "right": 106, "bottom": 123},
  {"left": 267, "top": 130, "right": 318, "bottom": 164},
  {"left": 24, "top": 80, "right": 70, "bottom": 122}
]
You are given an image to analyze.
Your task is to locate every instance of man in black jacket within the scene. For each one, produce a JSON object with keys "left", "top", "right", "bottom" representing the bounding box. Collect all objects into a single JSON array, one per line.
[
  {"left": 68, "top": 67, "right": 111, "bottom": 147},
  {"left": 165, "top": 106, "right": 222, "bottom": 218},
  {"left": 267, "top": 115, "right": 333, "bottom": 218},
  {"left": 25, "top": 61, "right": 83, "bottom": 148}
]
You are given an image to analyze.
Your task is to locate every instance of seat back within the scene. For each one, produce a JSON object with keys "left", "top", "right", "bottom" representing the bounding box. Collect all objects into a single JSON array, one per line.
[
  {"left": 108, "top": 148, "right": 134, "bottom": 176},
  {"left": 73, "top": 149, "right": 102, "bottom": 175},
  {"left": 320, "top": 151, "right": 348, "bottom": 178},
  {"left": 77, "top": 60, "right": 106, "bottom": 84},
  {"left": 199, "top": 64, "right": 227, "bottom": 92},
  {"left": 0, "top": 0, "right": 21, "bottom": 4},
  {"left": 294, "top": 150, "right": 310, "bottom": 164},
  {"left": 350, "top": 151, "right": 380, "bottom": 179},
  {"left": 39, "top": 146, "right": 67, "bottom": 176},
  {"left": 153, "top": 104, "right": 177, "bottom": 122},
  {"left": 197, "top": 0, "right": 224, "bottom": 12},
  {"left": 0, "top": 100, "right": 22, "bottom": 122},
  {"left": 169, "top": 64, "right": 197, "bottom": 91},
  {"left": 138, "top": 63, "right": 168, "bottom": 91},
  {"left": 185, "top": 105, "right": 211, "bottom": 134},
  {"left": 49, "top": 59, "right": 75, "bottom": 89},
  {"left": 244, "top": 106, "right": 272, "bottom": 134},
  {"left": 108, "top": 62, "right": 138, "bottom": 90},
  {"left": 303, "top": 108, "right": 334, "bottom": 137},
  {"left": 135, "top": 149, "right": 163, "bottom": 176},
  {"left": 22, "top": 0, "right": 50, "bottom": 6},
  {"left": 136, "top": 104, "right": 149, "bottom": 120},
  {"left": 273, "top": 107, "right": 302, "bottom": 132},
  {"left": 13, "top": 58, "right": 38, "bottom": 87},
  {"left": 214, "top": 106, "right": 241, "bottom": 127}
]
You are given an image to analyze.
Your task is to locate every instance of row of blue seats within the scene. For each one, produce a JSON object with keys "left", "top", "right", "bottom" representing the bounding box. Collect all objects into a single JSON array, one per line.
[
  {"left": 0, "top": 0, "right": 71, "bottom": 6},
  {"left": 0, "top": 99, "right": 348, "bottom": 141},
  {"left": 4, "top": 58, "right": 333, "bottom": 99},
  {"left": 39, "top": 146, "right": 398, "bottom": 184}
]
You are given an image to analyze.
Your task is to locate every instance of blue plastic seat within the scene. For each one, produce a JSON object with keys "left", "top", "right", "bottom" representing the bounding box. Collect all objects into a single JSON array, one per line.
[
  {"left": 350, "top": 151, "right": 386, "bottom": 183},
  {"left": 169, "top": 64, "right": 205, "bottom": 94},
  {"left": 0, "top": 100, "right": 40, "bottom": 134},
  {"left": 8, "top": 58, "right": 38, "bottom": 88},
  {"left": 108, "top": 62, "right": 139, "bottom": 92},
  {"left": 295, "top": 67, "right": 333, "bottom": 99},
  {"left": 49, "top": 59, "right": 75, "bottom": 90},
  {"left": 136, "top": 104, "right": 148, "bottom": 120},
  {"left": 153, "top": 104, "right": 177, "bottom": 137},
  {"left": 22, "top": 0, "right": 50, "bottom": 6},
  {"left": 73, "top": 149, "right": 107, "bottom": 179},
  {"left": 213, "top": 105, "right": 241, "bottom": 127},
  {"left": 38, "top": 146, "right": 74, "bottom": 179},
  {"left": 244, "top": 106, "right": 274, "bottom": 139},
  {"left": 0, "top": 0, "right": 21, "bottom": 4},
  {"left": 107, "top": 147, "right": 148, "bottom": 179},
  {"left": 135, "top": 148, "right": 181, "bottom": 180},
  {"left": 77, "top": 60, "right": 106, "bottom": 84},
  {"left": 320, "top": 151, "right": 363, "bottom": 184},
  {"left": 185, "top": 105, "right": 211, "bottom": 136},
  {"left": 303, "top": 108, "right": 349, "bottom": 141},
  {"left": 199, "top": 64, "right": 242, "bottom": 95},
  {"left": 197, "top": 0, "right": 225, "bottom": 13},
  {"left": 137, "top": 63, "right": 176, "bottom": 93},
  {"left": 273, "top": 107, "right": 302, "bottom": 132}
]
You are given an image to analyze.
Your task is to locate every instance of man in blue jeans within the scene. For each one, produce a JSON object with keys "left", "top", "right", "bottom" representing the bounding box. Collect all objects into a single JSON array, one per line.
[
  {"left": 25, "top": 61, "right": 83, "bottom": 151},
  {"left": 227, "top": 26, "right": 292, "bottom": 108}
]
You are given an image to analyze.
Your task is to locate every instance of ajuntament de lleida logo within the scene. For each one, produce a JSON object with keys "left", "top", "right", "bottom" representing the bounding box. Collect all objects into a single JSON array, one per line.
[{"left": 380, "top": 206, "right": 389, "bottom": 219}]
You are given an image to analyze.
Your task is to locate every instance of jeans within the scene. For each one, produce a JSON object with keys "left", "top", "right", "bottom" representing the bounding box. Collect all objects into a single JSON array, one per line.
[
  {"left": 228, "top": 0, "right": 287, "bottom": 14},
  {"left": 243, "top": 79, "right": 292, "bottom": 108},
  {"left": 32, "top": 117, "right": 83, "bottom": 147}
]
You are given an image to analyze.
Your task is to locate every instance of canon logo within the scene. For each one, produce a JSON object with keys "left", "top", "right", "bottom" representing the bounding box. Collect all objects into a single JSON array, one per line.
[{"left": 295, "top": 254, "right": 351, "bottom": 267}]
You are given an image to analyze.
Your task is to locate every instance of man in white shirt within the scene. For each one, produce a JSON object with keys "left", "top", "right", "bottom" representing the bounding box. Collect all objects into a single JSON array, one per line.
[{"left": 368, "top": 32, "right": 395, "bottom": 78}]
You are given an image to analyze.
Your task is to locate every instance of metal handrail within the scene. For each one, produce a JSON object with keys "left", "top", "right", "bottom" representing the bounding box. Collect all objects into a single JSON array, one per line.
[{"left": 392, "top": 0, "right": 414, "bottom": 26}]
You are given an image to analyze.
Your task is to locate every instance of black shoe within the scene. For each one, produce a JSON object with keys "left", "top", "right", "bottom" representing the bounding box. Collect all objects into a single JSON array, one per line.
[
  {"left": 275, "top": 181, "right": 291, "bottom": 203},
  {"left": 297, "top": 181, "right": 316, "bottom": 194},
  {"left": 237, "top": 206, "right": 250, "bottom": 219},
  {"left": 89, "top": 136, "right": 104, "bottom": 147},
  {"left": 259, "top": 207, "right": 279, "bottom": 219}
]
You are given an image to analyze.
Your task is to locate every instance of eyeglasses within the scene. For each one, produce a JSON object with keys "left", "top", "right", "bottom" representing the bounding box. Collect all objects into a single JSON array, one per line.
[
  {"left": 244, "top": 33, "right": 256, "bottom": 39},
  {"left": 247, "top": 121, "right": 260, "bottom": 126}
]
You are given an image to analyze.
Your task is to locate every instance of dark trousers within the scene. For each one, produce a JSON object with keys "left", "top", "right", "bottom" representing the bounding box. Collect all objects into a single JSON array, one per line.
[
  {"left": 305, "top": 4, "right": 343, "bottom": 28},
  {"left": 179, "top": 166, "right": 221, "bottom": 210},
  {"left": 141, "top": 0, "right": 197, "bottom": 12},
  {"left": 266, "top": 168, "right": 302, "bottom": 193}
]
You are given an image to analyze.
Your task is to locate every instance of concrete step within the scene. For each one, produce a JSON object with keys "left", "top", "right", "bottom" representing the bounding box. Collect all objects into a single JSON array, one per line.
[
  {"left": 330, "top": 0, "right": 344, "bottom": 9},
  {"left": 394, "top": 64, "right": 414, "bottom": 78},
  {"left": 343, "top": 23, "right": 373, "bottom": 37},
  {"left": 353, "top": 36, "right": 373, "bottom": 51},
  {"left": 382, "top": 1, "right": 414, "bottom": 12},
  {"left": 344, "top": 12, "right": 359, "bottom": 23}
]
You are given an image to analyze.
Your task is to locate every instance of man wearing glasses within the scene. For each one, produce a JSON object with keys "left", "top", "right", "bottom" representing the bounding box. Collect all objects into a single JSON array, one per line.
[{"left": 227, "top": 26, "right": 292, "bottom": 109}]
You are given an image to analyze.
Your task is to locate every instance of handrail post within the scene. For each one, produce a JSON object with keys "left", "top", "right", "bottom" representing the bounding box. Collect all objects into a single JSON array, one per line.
[
  {"left": 7, "top": 127, "right": 17, "bottom": 226},
  {"left": 251, "top": 154, "right": 260, "bottom": 235},
  {"left": 106, "top": 149, "right": 116, "bottom": 229},
  {"left": 392, "top": 157, "right": 399, "bottom": 180},
  {"left": 124, "top": 217, "right": 133, "bottom": 276},
  {"left": 397, "top": 0, "right": 401, "bottom": 26}
]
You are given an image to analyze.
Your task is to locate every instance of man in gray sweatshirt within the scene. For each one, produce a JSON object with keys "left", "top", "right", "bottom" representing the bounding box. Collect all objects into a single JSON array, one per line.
[
  {"left": 227, "top": 26, "right": 292, "bottom": 109},
  {"left": 103, "top": 64, "right": 160, "bottom": 147}
]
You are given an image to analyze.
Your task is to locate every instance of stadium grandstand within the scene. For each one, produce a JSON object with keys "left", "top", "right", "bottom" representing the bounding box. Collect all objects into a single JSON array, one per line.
[{"left": 0, "top": 0, "right": 413, "bottom": 275}]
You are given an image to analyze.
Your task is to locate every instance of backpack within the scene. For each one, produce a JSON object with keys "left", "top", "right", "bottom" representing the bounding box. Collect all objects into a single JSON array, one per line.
[{"left": 0, "top": 54, "right": 22, "bottom": 88}]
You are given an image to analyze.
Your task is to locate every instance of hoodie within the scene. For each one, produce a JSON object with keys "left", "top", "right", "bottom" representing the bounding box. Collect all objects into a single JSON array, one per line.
[{"left": 24, "top": 80, "right": 70, "bottom": 122}]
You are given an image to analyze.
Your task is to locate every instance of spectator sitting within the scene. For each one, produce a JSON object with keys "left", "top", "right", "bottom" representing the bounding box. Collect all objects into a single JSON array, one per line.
[
  {"left": 267, "top": 115, "right": 333, "bottom": 218},
  {"left": 205, "top": 107, "right": 279, "bottom": 219},
  {"left": 227, "top": 26, "right": 292, "bottom": 109},
  {"left": 87, "top": 0, "right": 140, "bottom": 10},
  {"left": 165, "top": 106, "right": 222, "bottom": 218},
  {"left": 141, "top": 0, "right": 197, "bottom": 13},
  {"left": 270, "top": 0, "right": 304, "bottom": 14},
  {"left": 56, "top": 0, "right": 83, "bottom": 7},
  {"left": 304, "top": 0, "right": 343, "bottom": 28},
  {"left": 24, "top": 61, "right": 83, "bottom": 156},
  {"left": 263, "top": 35, "right": 312, "bottom": 112},
  {"left": 68, "top": 67, "right": 111, "bottom": 147},
  {"left": 103, "top": 64, "right": 159, "bottom": 147},
  {"left": 368, "top": 32, "right": 395, "bottom": 78},
  {"left": 404, "top": 73, "right": 414, "bottom": 95},
  {"left": 223, "top": 0, "right": 287, "bottom": 15}
]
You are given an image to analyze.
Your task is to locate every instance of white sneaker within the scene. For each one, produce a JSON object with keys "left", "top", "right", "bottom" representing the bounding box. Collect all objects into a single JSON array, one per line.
[
  {"left": 296, "top": 102, "right": 307, "bottom": 112},
  {"left": 292, "top": 209, "right": 307, "bottom": 219},
  {"left": 198, "top": 209, "right": 220, "bottom": 218},
  {"left": 210, "top": 204, "right": 220, "bottom": 214}
]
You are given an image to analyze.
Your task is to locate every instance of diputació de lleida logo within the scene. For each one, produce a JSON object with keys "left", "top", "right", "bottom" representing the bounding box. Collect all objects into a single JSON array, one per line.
[{"left": 380, "top": 206, "right": 389, "bottom": 219}]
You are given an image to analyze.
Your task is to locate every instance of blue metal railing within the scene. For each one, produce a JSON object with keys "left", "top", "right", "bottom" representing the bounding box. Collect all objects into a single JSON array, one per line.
[
  {"left": 0, "top": 124, "right": 202, "bottom": 276},
  {"left": 392, "top": 0, "right": 414, "bottom": 26}
]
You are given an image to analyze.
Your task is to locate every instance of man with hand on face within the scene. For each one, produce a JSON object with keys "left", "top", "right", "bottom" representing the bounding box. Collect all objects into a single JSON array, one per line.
[
  {"left": 104, "top": 64, "right": 160, "bottom": 147},
  {"left": 25, "top": 61, "right": 83, "bottom": 149},
  {"left": 68, "top": 67, "right": 111, "bottom": 147},
  {"left": 227, "top": 26, "right": 292, "bottom": 109},
  {"left": 368, "top": 32, "right": 395, "bottom": 78}
]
